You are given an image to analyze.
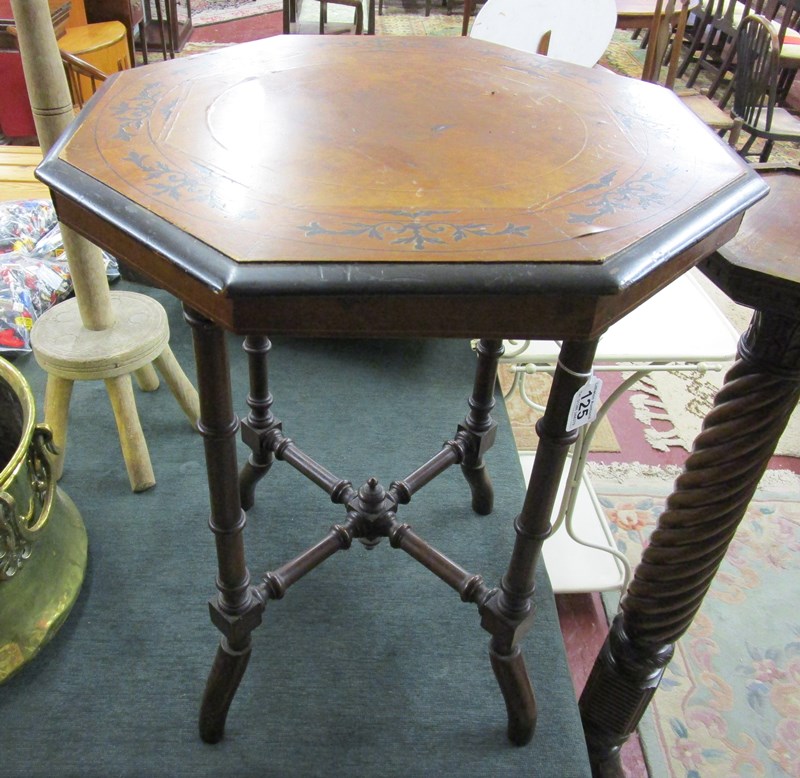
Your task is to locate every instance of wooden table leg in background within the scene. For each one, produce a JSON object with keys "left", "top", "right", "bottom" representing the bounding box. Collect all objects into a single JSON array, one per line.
[{"left": 579, "top": 308, "right": 800, "bottom": 777}]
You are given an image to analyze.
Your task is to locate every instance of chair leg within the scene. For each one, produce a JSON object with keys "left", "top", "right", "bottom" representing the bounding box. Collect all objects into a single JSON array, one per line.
[
  {"left": 725, "top": 116, "right": 743, "bottom": 149},
  {"left": 139, "top": 20, "right": 148, "bottom": 65},
  {"left": 739, "top": 132, "right": 758, "bottom": 158},
  {"left": 355, "top": 1, "right": 363, "bottom": 33},
  {"left": 461, "top": 0, "right": 472, "bottom": 36},
  {"left": 759, "top": 139, "right": 774, "bottom": 163}
]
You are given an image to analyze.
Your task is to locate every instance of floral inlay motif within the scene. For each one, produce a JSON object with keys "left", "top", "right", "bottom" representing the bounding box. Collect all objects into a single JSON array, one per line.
[
  {"left": 568, "top": 170, "right": 672, "bottom": 225},
  {"left": 300, "top": 210, "right": 530, "bottom": 250},
  {"left": 110, "top": 84, "right": 168, "bottom": 142},
  {"left": 123, "top": 152, "right": 254, "bottom": 217}
]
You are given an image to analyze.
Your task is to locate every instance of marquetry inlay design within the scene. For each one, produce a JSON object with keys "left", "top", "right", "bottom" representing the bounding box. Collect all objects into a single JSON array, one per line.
[
  {"left": 567, "top": 170, "right": 673, "bottom": 225},
  {"left": 300, "top": 210, "right": 531, "bottom": 250}
]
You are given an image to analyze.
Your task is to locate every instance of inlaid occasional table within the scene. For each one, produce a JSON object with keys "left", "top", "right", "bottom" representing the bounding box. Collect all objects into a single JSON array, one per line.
[{"left": 36, "top": 35, "right": 765, "bottom": 752}]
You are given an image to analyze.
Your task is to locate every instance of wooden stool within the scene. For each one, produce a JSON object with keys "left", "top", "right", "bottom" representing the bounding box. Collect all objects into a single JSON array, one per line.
[{"left": 31, "top": 292, "right": 199, "bottom": 492}]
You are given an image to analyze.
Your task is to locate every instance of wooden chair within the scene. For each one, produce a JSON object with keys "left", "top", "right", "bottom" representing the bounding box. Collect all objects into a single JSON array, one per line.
[
  {"left": 681, "top": 0, "right": 800, "bottom": 98},
  {"left": 60, "top": 48, "right": 109, "bottom": 109},
  {"left": 319, "top": 0, "right": 364, "bottom": 34},
  {"left": 703, "top": 0, "right": 800, "bottom": 99},
  {"left": 644, "top": 0, "right": 743, "bottom": 144},
  {"left": 729, "top": 13, "right": 800, "bottom": 160},
  {"left": 679, "top": 0, "right": 752, "bottom": 85}
]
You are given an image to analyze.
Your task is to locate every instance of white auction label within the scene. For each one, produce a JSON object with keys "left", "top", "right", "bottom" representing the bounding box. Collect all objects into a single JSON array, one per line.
[{"left": 566, "top": 375, "right": 603, "bottom": 432}]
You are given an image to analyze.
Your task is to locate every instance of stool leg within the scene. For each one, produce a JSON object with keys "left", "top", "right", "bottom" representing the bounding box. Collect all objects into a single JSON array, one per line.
[
  {"left": 139, "top": 20, "right": 148, "bottom": 65},
  {"left": 153, "top": 344, "right": 201, "bottom": 426},
  {"left": 459, "top": 338, "right": 503, "bottom": 515},
  {"left": 483, "top": 338, "right": 599, "bottom": 746},
  {"left": 43, "top": 375, "right": 73, "bottom": 480},
  {"left": 105, "top": 374, "right": 156, "bottom": 492},
  {"left": 134, "top": 363, "right": 160, "bottom": 392}
]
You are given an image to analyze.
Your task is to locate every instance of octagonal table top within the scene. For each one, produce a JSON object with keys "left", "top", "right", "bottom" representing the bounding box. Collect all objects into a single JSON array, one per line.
[{"left": 38, "top": 35, "right": 766, "bottom": 338}]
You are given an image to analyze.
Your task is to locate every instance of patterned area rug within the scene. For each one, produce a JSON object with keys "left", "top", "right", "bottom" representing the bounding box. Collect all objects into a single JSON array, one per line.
[
  {"left": 595, "top": 470, "right": 800, "bottom": 777},
  {"left": 629, "top": 367, "right": 800, "bottom": 459},
  {"left": 499, "top": 365, "right": 620, "bottom": 453},
  {"left": 192, "top": 0, "right": 282, "bottom": 26},
  {"left": 190, "top": 0, "right": 465, "bottom": 31}
]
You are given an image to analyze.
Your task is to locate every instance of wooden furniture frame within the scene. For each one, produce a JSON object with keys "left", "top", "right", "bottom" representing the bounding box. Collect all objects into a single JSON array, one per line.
[
  {"left": 83, "top": 0, "right": 149, "bottom": 65},
  {"left": 36, "top": 34, "right": 764, "bottom": 754}
]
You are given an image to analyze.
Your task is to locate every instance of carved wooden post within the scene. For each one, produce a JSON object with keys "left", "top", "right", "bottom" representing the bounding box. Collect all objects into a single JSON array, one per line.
[{"left": 580, "top": 306, "right": 800, "bottom": 775}]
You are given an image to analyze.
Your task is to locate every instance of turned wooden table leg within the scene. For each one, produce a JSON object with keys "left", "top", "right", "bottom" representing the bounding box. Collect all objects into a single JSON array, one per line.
[
  {"left": 481, "top": 338, "right": 599, "bottom": 746},
  {"left": 579, "top": 309, "right": 800, "bottom": 777},
  {"left": 185, "top": 307, "right": 264, "bottom": 744},
  {"left": 238, "top": 335, "right": 276, "bottom": 511},
  {"left": 459, "top": 338, "right": 503, "bottom": 515}
]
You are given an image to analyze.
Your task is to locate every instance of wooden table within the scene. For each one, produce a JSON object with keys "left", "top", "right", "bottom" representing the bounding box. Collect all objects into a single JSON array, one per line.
[
  {"left": 579, "top": 164, "right": 800, "bottom": 775},
  {"left": 37, "top": 35, "right": 765, "bottom": 754}
]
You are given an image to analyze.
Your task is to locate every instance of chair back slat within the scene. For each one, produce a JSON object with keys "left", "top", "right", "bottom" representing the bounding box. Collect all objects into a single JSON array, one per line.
[{"left": 733, "top": 14, "right": 782, "bottom": 131}]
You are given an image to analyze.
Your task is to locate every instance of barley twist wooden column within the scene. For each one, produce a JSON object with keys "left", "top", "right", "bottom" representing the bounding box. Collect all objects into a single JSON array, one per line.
[
  {"left": 10, "top": 0, "right": 199, "bottom": 492},
  {"left": 579, "top": 311, "right": 800, "bottom": 777}
]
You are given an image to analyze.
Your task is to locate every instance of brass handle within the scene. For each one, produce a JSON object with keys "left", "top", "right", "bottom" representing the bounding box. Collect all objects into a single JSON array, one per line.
[
  {"left": 0, "top": 425, "right": 58, "bottom": 580},
  {"left": 23, "top": 424, "right": 57, "bottom": 535}
]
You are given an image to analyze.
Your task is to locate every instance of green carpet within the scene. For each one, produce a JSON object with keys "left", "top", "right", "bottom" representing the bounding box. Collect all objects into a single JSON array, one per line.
[{"left": 2, "top": 282, "right": 590, "bottom": 777}]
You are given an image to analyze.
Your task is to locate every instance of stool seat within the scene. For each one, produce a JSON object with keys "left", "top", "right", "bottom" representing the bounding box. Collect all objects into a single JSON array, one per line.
[{"left": 31, "top": 291, "right": 169, "bottom": 380}]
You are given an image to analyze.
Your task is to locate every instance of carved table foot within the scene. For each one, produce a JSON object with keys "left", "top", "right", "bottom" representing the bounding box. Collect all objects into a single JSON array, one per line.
[
  {"left": 489, "top": 643, "right": 537, "bottom": 746},
  {"left": 199, "top": 638, "right": 254, "bottom": 743}
]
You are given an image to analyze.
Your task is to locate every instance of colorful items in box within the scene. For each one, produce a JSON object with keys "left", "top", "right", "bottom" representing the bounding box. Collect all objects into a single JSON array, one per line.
[{"left": 1, "top": 199, "right": 119, "bottom": 354}]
